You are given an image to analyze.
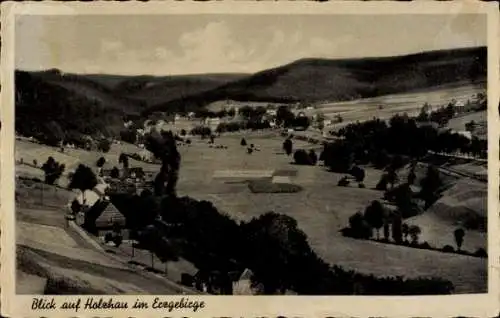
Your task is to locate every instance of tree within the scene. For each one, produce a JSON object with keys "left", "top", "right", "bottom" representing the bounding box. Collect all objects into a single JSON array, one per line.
[
  {"left": 349, "top": 166, "right": 365, "bottom": 183},
  {"left": 120, "top": 129, "right": 137, "bottom": 144},
  {"left": 375, "top": 174, "right": 388, "bottom": 191},
  {"left": 408, "top": 225, "right": 421, "bottom": 245},
  {"left": 386, "top": 168, "right": 398, "bottom": 189},
  {"left": 118, "top": 153, "right": 129, "bottom": 177},
  {"left": 145, "top": 131, "right": 181, "bottom": 196},
  {"left": 98, "top": 139, "right": 111, "bottom": 153},
  {"left": 41, "top": 157, "right": 65, "bottom": 185},
  {"left": 453, "top": 228, "right": 465, "bottom": 251},
  {"left": 240, "top": 138, "right": 247, "bottom": 146},
  {"left": 110, "top": 166, "right": 120, "bottom": 179},
  {"left": 283, "top": 138, "right": 293, "bottom": 156},
  {"left": 391, "top": 212, "right": 403, "bottom": 244},
  {"left": 465, "top": 120, "right": 476, "bottom": 133},
  {"left": 276, "top": 106, "right": 295, "bottom": 127},
  {"left": 68, "top": 164, "right": 98, "bottom": 204},
  {"left": 240, "top": 212, "right": 331, "bottom": 294},
  {"left": 96, "top": 157, "right": 106, "bottom": 168},
  {"left": 407, "top": 167, "right": 416, "bottom": 185},
  {"left": 70, "top": 199, "right": 82, "bottom": 214},
  {"left": 364, "top": 200, "right": 385, "bottom": 239},
  {"left": 419, "top": 165, "right": 443, "bottom": 209},
  {"left": 347, "top": 212, "right": 372, "bottom": 239},
  {"left": 293, "top": 149, "right": 311, "bottom": 165},
  {"left": 402, "top": 223, "right": 410, "bottom": 243},
  {"left": 308, "top": 150, "right": 318, "bottom": 166}
]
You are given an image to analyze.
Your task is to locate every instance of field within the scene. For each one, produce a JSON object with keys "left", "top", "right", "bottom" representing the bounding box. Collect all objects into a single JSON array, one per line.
[
  {"left": 15, "top": 120, "right": 488, "bottom": 293},
  {"left": 15, "top": 74, "right": 490, "bottom": 294},
  {"left": 315, "top": 84, "right": 485, "bottom": 128}
]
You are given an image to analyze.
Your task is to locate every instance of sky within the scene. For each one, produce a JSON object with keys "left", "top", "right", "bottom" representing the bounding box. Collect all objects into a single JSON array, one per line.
[{"left": 15, "top": 14, "right": 487, "bottom": 76}]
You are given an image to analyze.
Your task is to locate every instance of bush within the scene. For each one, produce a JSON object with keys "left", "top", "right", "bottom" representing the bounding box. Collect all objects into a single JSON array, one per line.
[
  {"left": 344, "top": 212, "right": 372, "bottom": 239},
  {"left": 190, "top": 126, "right": 212, "bottom": 138},
  {"left": 375, "top": 175, "right": 388, "bottom": 191},
  {"left": 110, "top": 166, "right": 120, "bottom": 179},
  {"left": 337, "top": 177, "right": 350, "bottom": 187},
  {"left": 358, "top": 183, "right": 366, "bottom": 188},
  {"left": 293, "top": 149, "right": 315, "bottom": 165},
  {"left": 474, "top": 248, "right": 487, "bottom": 258},
  {"left": 96, "top": 157, "right": 106, "bottom": 168},
  {"left": 104, "top": 233, "right": 113, "bottom": 243},
  {"left": 240, "top": 138, "right": 247, "bottom": 146},
  {"left": 120, "top": 129, "right": 137, "bottom": 144},
  {"left": 97, "top": 139, "right": 111, "bottom": 153},
  {"left": 113, "top": 234, "right": 123, "bottom": 247},
  {"left": 418, "top": 242, "right": 432, "bottom": 250},
  {"left": 248, "top": 180, "right": 303, "bottom": 194},
  {"left": 308, "top": 150, "right": 318, "bottom": 165},
  {"left": 442, "top": 245, "right": 455, "bottom": 253}
]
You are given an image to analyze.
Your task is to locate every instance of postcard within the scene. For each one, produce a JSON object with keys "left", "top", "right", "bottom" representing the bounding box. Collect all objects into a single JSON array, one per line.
[{"left": 1, "top": 1, "right": 499, "bottom": 317}]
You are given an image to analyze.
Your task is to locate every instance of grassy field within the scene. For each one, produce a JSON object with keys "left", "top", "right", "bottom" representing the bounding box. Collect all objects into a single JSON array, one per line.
[
  {"left": 316, "top": 84, "right": 485, "bottom": 125},
  {"left": 15, "top": 130, "right": 488, "bottom": 293},
  {"left": 173, "top": 134, "right": 487, "bottom": 293}
]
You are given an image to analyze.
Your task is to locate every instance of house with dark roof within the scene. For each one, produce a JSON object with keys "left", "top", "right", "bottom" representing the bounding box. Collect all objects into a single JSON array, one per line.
[{"left": 80, "top": 198, "right": 127, "bottom": 238}]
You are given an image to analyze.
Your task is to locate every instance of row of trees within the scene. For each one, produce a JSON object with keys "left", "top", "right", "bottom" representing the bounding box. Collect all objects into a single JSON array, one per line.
[
  {"left": 101, "top": 130, "right": 455, "bottom": 295},
  {"left": 111, "top": 190, "right": 454, "bottom": 295},
  {"left": 324, "top": 114, "right": 486, "bottom": 175}
]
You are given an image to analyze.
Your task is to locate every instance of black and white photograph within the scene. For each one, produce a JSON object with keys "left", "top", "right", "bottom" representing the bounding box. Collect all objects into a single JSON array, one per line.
[{"left": 1, "top": 2, "right": 499, "bottom": 317}]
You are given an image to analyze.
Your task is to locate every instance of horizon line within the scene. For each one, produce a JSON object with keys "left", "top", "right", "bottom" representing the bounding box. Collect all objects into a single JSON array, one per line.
[{"left": 15, "top": 45, "right": 486, "bottom": 78}]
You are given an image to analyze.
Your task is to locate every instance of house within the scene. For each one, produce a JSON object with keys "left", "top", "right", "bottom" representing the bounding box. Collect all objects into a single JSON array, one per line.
[
  {"left": 128, "top": 167, "right": 146, "bottom": 180},
  {"left": 232, "top": 268, "right": 262, "bottom": 295},
  {"left": 80, "top": 198, "right": 127, "bottom": 238}
]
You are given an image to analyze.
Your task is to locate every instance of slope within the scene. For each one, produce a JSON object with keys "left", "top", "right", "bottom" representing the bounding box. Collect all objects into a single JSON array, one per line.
[
  {"left": 145, "top": 46, "right": 486, "bottom": 114},
  {"left": 111, "top": 73, "right": 248, "bottom": 107},
  {"left": 15, "top": 70, "right": 141, "bottom": 140}
]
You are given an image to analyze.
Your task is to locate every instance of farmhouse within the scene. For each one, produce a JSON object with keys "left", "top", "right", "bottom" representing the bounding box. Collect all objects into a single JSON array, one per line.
[{"left": 80, "top": 198, "right": 127, "bottom": 237}]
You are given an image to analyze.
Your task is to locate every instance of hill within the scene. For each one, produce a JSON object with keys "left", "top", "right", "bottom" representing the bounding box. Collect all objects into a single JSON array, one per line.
[
  {"left": 15, "top": 70, "right": 144, "bottom": 142},
  {"left": 145, "top": 46, "right": 486, "bottom": 114},
  {"left": 111, "top": 73, "right": 247, "bottom": 107}
]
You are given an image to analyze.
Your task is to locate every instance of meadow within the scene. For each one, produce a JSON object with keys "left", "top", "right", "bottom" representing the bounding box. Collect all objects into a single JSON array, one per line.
[
  {"left": 317, "top": 84, "right": 485, "bottom": 128},
  {"left": 15, "top": 119, "right": 488, "bottom": 293}
]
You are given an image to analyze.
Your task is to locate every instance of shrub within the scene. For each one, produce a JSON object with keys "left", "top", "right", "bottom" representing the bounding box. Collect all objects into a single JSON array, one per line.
[
  {"left": 337, "top": 177, "right": 350, "bottom": 187},
  {"left": 283, "top": 139, "right": 293, "bottom": 156},
  {"left": 104, "top": 233, "right": 113, "bottom": 243},
  {"left": 293, "top": 149, "right": 310, "bottom": 165},
  {"left": 345, "top": 212, "right": 372, "bottom": 239},
  {"left": 120, "top": 129, "right": 137, "bottom": 144},
  {"left": 186, "top": 139, "right": 192, "bottom": 145},
  {"left": 418, "top": 242, "right": 432, "bottom": 250},
  {"left": 474, "top": 248, "right": 487, "bottom": 258},
  {"left": 113, "top": 234, "right": 123, "bottom": 247},
  {"left": 97, "top": 139, "right": 111, "bottom": 153},
  {"left": 240, "top": 138, "right": 247, "bottom": 146},
  {"left": 308, "top": 150, "right": 318, "bottom": 165},
  {"left": 190, "top": 126, "right": 212, "bottom": 138},
  {"left": 110, "top": 167, "right": 120, "bottom": 179},
  {"left": 96, "top": 157, "right": 106, "bottom": 168},
  {"left": 442, "top": 245, "right": 455, "bottom": 253},
  {"left": 358, "top": 183, "right": 366, "bottom": 188},
  {"left": 248, "top": 180, "right": 303, "bottom": 194},
  {"left": 375, "top": 175, "right": 388, "bottom": 191}
]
